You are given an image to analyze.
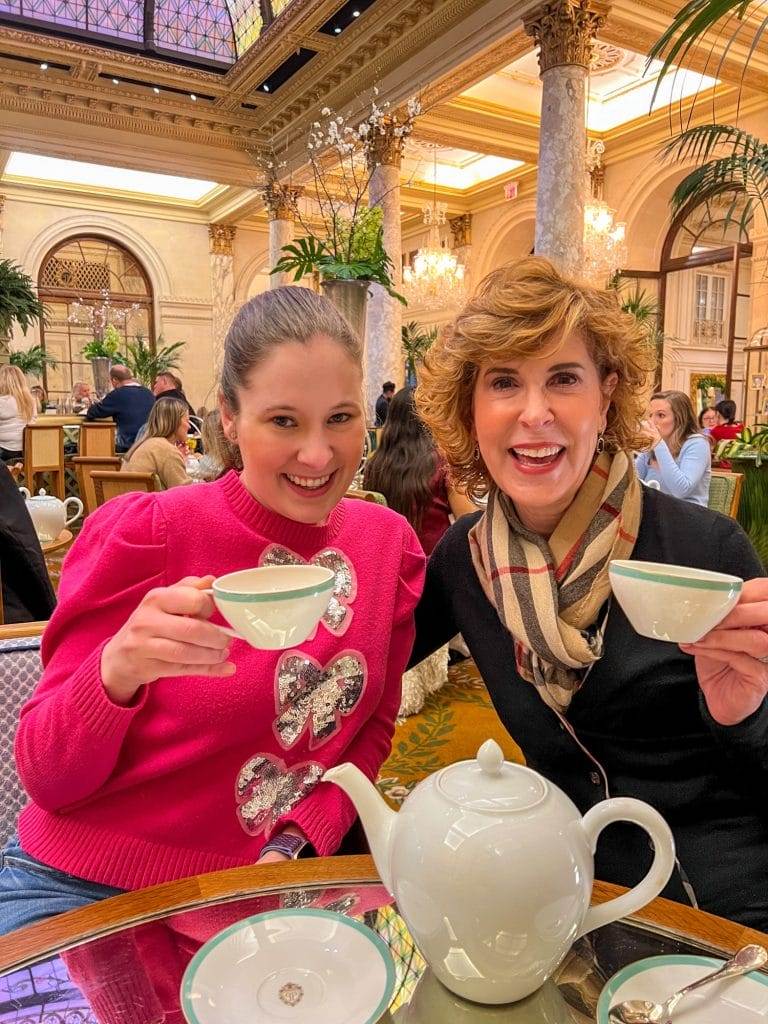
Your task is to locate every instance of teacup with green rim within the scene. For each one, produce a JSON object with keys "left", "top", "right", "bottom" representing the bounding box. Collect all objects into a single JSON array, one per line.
[
  {"left": 209, "top": 565, "right": 335, "bottom": 650},
  {"left": 608, "top": 560, "right": 742, "bottom": 644}
]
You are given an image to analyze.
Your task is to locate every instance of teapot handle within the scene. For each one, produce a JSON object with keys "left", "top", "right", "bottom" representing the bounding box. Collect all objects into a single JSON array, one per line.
[
  {"left": 19, "top": 487, "right": 30, "bottom": 499},
  {"left": 575, "top": 796, "right": 675, "bottom": 939},
  {"left": 64, "top": 497, "right": 84, "bottom": 527}
]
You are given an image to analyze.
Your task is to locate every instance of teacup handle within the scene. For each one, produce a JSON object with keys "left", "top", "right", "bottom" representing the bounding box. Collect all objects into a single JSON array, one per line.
[
  {"left": 64, "top": 497, "right": 83, "bottom": 527},
  {"left": 200, "top": 588, "right": 240, "bottom": 641},
  {"left": 575, "top": 796, "right": 676, "bottom": 939}
]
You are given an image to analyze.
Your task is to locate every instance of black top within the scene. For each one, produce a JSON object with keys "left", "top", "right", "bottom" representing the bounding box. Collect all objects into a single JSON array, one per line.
[
  {"left": 0, "top": 463, "right": 55, "bottom": 623},
  {"left": 411, "top": 487, "right": 768, "bottom": 929},
  {"left": 155, "top": 388, "right": 196, "bottom": 420},
  {"left": 375, "top": 394, "right": 390, "bottom": 426},
  {"left": 86, "top": 384, "right": 155, "bottom": 450}
]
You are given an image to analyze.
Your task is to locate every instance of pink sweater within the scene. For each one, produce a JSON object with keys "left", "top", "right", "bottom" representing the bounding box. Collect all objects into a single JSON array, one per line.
[{"left": 16, "top": 471, "right": 425, "bottom": 890}]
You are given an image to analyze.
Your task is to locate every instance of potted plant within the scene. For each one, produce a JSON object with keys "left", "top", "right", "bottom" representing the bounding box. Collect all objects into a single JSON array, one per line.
[
  {"left": 9, "top": 344, "right": 57, "bottom": 379},
  {"left": 268, "top": 92, "right": 420, "bottom": 338},
  {"left": 0, "top": 259, "right": 47, "bottom": 365},
  {"left": 716, "top": 426, "right": 768, "bottom": 567},
  {"left": 122, "top": 334, "right": 185, "bottom": 388},
  {"left": 402, "top": 321, "right": 438, "bottom": 386},
  {"left": 82, "top": 324, "right": 123, "bottom": 398}
]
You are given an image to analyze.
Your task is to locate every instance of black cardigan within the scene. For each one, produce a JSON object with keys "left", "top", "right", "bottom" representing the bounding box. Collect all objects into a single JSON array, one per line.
[
  {"left": 411, "top": 487, "right": 768, "bottom": 930},
  {"left": 0, "top": 463, "right": 55, "bottom": 623}
]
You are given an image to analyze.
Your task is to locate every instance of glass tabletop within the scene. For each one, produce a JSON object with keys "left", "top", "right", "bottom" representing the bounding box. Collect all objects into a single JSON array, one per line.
[{"left": 0, "top": 880, "right": 754, "bottom": 1024}]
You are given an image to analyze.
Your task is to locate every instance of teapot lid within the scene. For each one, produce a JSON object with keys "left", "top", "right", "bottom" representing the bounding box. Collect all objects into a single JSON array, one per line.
[{"left": 436, "top": 740, "right": 548, "bottom": 813}]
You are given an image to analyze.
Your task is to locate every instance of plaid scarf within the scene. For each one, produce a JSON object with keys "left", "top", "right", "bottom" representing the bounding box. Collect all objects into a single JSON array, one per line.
[{"left": 468, "top": 451, "right": 641, "bottom": 714}]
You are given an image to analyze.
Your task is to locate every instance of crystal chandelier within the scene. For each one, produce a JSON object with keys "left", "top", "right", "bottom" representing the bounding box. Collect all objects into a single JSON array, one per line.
[
  {"left": 403, "top": 147, "right": 467, "bottom": 310},
  {"left": 583, "top": 141, "right": 627, "bottom": 287}
]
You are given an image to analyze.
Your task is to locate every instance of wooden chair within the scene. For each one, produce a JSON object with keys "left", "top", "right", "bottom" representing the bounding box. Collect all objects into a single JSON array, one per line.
[
  {"left": 78, "top": 421, "right": 116, "bottom": 457},
  {"left": 23, "top": 423, "right": 65, "bottom": 499},
  {"left": 91, "top": 470, "right": 156, "bottom": 507},
  {"left": 0, "top": 620, "right": 46, "bottom": 845},
  {"left": 345, "top": 489, "right": 388, "bottom": 506},
  {"left": 72, "top": 456, "right": 124, "bottom": 515},
  {"left": 708, "top": 470, "right": 744, "bottom": 519}
]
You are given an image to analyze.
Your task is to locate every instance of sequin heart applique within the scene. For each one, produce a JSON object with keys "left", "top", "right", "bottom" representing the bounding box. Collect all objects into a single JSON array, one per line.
[
  {"left": 236, "top": 753, "right": 324, "bottom": 836},
  {"left": 260, "top": 545, "right": 356, "bottom": 637},
  {"left": 275, "top": 651, "right": 367, "bottom": 749}
]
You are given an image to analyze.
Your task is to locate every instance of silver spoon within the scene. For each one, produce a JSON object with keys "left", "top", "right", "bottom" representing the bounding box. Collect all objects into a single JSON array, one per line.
[{"left": 608, "top": 943, "right": 767, "bottom": 1023}]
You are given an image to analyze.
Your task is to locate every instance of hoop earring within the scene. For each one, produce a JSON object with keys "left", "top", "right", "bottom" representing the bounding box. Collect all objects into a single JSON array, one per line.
[{"left": 596, "top": 434, "right": 605, "bottom": 454}]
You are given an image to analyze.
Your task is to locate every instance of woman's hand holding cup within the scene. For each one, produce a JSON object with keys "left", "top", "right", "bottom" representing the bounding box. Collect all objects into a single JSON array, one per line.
[
  {"left": 101, "top": 576, "right": 235, "bottom": 705},
  {"left": 680, "top": 578, "right": 768, "bottom": 725}
]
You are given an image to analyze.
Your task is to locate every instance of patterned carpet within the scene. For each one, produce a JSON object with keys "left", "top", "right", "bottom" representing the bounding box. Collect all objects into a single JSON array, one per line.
[{"left": 377, "top": 659, "right": 524, "bottom": 807}]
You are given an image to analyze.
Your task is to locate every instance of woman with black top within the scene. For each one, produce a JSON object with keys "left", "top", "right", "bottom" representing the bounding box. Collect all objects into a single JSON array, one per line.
[{"left": 411, "top": 256, "right": 768, "bottom": 929}]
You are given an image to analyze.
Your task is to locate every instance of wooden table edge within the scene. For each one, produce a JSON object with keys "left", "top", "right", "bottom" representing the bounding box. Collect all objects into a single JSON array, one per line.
[{"left": 0, "top": 858, "right": 764, "bottom": 974}]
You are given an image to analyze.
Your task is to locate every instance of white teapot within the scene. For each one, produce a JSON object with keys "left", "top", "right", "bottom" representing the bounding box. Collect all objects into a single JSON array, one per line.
[
  {"left": 19, "top": 488, "right": 83, "bottom": 543},
  {"left": 324, "top": 740, "right": 675, "bottom": 1005}
]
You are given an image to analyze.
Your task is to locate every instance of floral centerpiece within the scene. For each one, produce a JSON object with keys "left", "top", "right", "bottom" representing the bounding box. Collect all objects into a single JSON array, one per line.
[{"left": 269, "top": 91, "right": 421, "bottom": 322}]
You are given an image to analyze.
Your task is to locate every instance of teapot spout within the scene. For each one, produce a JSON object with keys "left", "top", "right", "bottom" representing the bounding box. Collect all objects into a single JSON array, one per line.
[{"left": 323, "top": 763, "right": 397, "bottom": 894}]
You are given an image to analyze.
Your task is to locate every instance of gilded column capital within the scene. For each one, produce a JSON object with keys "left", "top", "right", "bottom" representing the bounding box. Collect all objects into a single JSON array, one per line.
[
  {"left": 263, "top": 183, "right": 304, "bottom": 221},
  {"left": 0, "top": 195, "right": 5, "bottom": 213},
  {"left": 449, "top": 213, "right": 472, "bottom": 248},
  {"left": 524, "top": 0, "right": 609, "bottom": 73},
  {"left": 209, "top": 223, "right": 236, "bottom": 256},
  {"left": 366, "top": 117, "right": 407, "bottom": 171}
]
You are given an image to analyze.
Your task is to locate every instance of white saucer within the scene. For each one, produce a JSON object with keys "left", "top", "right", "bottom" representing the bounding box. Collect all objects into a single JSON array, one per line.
[
  {"left": 181, "top": 908, "right": 395, "bottom": 1024},
  {"left": 598, "top": 954, "right": 768, "bottom": 1023}
]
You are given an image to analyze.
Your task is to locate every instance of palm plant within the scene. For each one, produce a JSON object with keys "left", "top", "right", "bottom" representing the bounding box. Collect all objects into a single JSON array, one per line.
[
  {"left": 660, "top": 125, "right": 767, "bottom": 230},
  {"left": 401, "top": 321, "right": 438, "bottom": 383},
  {"left": 648, "top": 0, "right": 764, "bottom": 103},
  {"left": 649, "top": 1, "right": 768, "bottom": 229},
  {"left": 122, "top": 334, "right": 185, "bottom": 388},
  {"left": 0, "top": 259, "right": 47, "bottom": 360},
  {"left": 9, "top": 344, "right": 57, "bottom": 378},
  {"left": 611, "top": 280, "right": 667, "bottom": 386}
]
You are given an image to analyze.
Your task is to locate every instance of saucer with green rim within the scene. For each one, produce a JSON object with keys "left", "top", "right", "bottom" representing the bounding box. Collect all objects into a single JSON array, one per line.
[
  {"left": 181, "top": 908, "right": 395, "bottom": 1024},
  {"left": 597, "top": 953, "right": 768, "bottom": 1023}
]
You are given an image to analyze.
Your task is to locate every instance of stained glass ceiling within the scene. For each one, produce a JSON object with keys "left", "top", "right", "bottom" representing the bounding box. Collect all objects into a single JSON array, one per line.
[{"left": 0, "top": 0, "right": 292, "bottom": 65}]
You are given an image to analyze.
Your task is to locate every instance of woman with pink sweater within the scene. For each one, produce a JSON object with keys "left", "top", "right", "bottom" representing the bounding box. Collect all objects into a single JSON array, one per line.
[{"left": 0, "top": 287, "right": 425, "bottom": 933}]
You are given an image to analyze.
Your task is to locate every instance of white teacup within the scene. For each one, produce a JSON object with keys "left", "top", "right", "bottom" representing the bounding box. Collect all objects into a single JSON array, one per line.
[
  {"left": 209, "top": 565, "right": 335, "bottom": 650},
  {"left": 609, "top": 559, "right": 742, "bottom": 644}
]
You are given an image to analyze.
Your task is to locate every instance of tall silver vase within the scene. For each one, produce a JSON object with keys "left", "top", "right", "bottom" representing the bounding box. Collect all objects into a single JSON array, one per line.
[
  {"left": 90, "top": 357, "right": 111, "bottom": 398},
  {"left": 320, "top": 279, "right": 370, "bottom": 345}
]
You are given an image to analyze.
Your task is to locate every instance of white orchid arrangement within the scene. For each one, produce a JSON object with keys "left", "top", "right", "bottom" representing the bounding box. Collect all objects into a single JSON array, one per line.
[{"left": 271, "top": 90, "right": 421, "bottom": 301}]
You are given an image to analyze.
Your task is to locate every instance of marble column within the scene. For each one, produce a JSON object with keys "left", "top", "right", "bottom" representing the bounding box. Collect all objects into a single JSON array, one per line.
[
  {"left": 208, "top": 224, "right": 237, "bottom": 382},
  {"left": 366, "top": 120, "right": 405, "bottom": 421},
  {"left": 449, "top": 212, "right": 473, "bottom": 292},
  {"left": 524, "top": 0, "right": 608, "bottom": 278},
  {"left": 264, "top": 183, "right": 303, "bottom": 288}
]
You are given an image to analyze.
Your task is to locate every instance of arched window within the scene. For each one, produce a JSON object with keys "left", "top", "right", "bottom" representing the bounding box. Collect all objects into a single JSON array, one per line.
[
  {"left": 38, "top": 236, "right": 154, "bottom": 399},
  {"left": 659, "top": 188, "right": 753, "bottom": 409}
]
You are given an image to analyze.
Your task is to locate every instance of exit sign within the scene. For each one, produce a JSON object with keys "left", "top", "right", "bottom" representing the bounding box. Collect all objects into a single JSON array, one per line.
[{"left": 504, "top": 181, "right": 519, "bottom": 200}]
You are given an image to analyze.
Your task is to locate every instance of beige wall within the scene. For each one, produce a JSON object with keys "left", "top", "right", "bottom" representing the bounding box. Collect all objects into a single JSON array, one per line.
[{"left": 2, "top": 190, "right": 269, "bottom": 409}]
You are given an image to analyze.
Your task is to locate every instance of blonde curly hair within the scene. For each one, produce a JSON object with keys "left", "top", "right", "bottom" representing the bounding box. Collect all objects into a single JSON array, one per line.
[{"left": 416, "top": 256, "right": 655, "bottom": 498}]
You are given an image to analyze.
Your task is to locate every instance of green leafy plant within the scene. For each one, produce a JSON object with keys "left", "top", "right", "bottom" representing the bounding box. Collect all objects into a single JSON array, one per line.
[
  {"left": 122, "top": 334, "right": 185, "bottom": 388},
  {"left": 717, "top": 424, "right": 768, "bottom": 465},
  {"left": 0, "top": 259, "right": 47, "bottom": 350},
  {"left": 648, "top": 0, "right": 762, "bottom": 107},
  {"left": 82, "top": 324, "right": 123, "bottom": 361},
  {"left": 402, "top": 321, "right": 438, "bottom": 381},
  {"left": 273, "top": 208, "right": 406, "bottom": 302},
  {"left": 611, "top": 279, "right": 668, "bottom": 385},
  {"left": 9, "top": 344, "right": 57, "bottom": 377},
  {"left": 648, "top": 3, "right": 768, "bottom": 234}
]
